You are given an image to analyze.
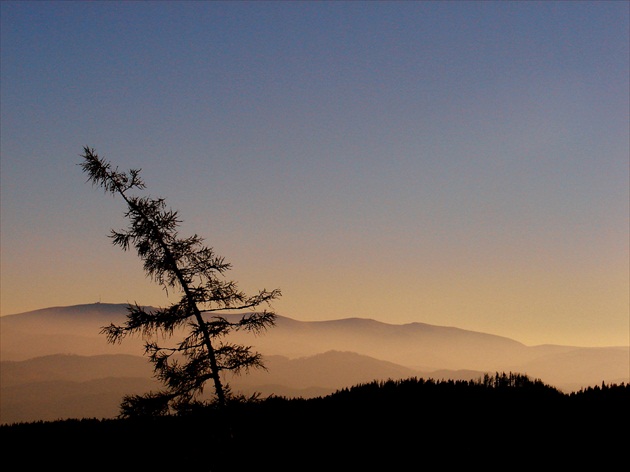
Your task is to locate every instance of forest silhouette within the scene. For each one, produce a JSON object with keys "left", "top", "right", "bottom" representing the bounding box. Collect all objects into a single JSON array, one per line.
[{"left": 2, "top": 373, "right": 627, "bottom": 470}]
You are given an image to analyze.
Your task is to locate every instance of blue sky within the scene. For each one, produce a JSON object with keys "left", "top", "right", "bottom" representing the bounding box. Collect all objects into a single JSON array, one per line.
[{"left": 1, "top": 1, "right": 628, "bottom": 347}]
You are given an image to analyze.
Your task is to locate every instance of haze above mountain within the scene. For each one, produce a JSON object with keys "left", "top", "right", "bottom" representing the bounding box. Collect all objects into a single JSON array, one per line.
[{"left": 1, "top": 303, "right": 628, "bottom": 424}]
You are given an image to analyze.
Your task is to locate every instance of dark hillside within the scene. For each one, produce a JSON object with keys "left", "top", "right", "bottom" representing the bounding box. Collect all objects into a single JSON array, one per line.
[{"left": 2, "top": 374, "right": 627, "bottom": 470}]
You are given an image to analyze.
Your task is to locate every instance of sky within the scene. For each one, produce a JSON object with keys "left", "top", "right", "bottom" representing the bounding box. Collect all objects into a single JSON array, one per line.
[{"left": 1, "top": 1, "right": 628, "bottom": 348}]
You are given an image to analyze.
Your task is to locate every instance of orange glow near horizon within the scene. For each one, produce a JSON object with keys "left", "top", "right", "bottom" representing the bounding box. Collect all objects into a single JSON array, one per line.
[{"left": 1, "top": 1, "right": 628, "bottom": 349}]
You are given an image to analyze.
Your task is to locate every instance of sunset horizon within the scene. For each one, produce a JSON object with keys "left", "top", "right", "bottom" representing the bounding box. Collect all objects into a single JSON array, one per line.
[{"left": 2, "top": 1, "right": 628, "bottom": 349}]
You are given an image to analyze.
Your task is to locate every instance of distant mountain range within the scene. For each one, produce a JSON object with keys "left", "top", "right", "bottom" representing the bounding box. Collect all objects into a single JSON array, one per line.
[{"left": 1, "top": 303, "right": 628, "bottom": 424}]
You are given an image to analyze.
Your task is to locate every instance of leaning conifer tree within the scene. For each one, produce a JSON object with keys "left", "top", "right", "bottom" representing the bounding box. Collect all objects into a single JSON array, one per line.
[{"left": 79, "top": 146, "right": 280, "bottom": 418}]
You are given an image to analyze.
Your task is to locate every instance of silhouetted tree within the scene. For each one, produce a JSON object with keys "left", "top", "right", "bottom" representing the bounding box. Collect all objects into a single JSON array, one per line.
[{"left": 79, "top": 146, "right": 281, "bottom": 419}]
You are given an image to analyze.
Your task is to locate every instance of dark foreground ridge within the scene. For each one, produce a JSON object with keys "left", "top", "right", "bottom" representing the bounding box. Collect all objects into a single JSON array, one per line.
[{"left": 2, "top": 374, "right": 628, "bottom": 470}]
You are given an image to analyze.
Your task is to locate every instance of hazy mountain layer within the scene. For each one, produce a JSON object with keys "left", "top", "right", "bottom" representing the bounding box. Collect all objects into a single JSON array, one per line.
[
  {"left": 1, "top": 302, "right": 627, "bottom": 423},
  {"left": 1, "top": 351, "right": 487, "bottom": 424}
]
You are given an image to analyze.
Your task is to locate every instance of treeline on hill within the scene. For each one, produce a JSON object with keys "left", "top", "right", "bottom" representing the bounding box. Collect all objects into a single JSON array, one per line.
[{"left": 2, "top": 373, "right": 628, "bottom": 470}]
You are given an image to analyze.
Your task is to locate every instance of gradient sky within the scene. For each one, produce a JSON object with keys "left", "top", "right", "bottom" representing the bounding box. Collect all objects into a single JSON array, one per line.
[{"left": 1, "top": 1, "right": 628, "bottom": 347}]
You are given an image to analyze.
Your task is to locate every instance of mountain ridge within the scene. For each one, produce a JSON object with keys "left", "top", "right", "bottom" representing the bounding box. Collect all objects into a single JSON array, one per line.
[
  {"left": 0, "top": 302, "right": 595, "bottom": 347},
  {"left": 5, "top": 302, "right": 626, "bottom": 348},
  {"left": 1, "top": 303, "right": 627, "bottom": 395}
]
